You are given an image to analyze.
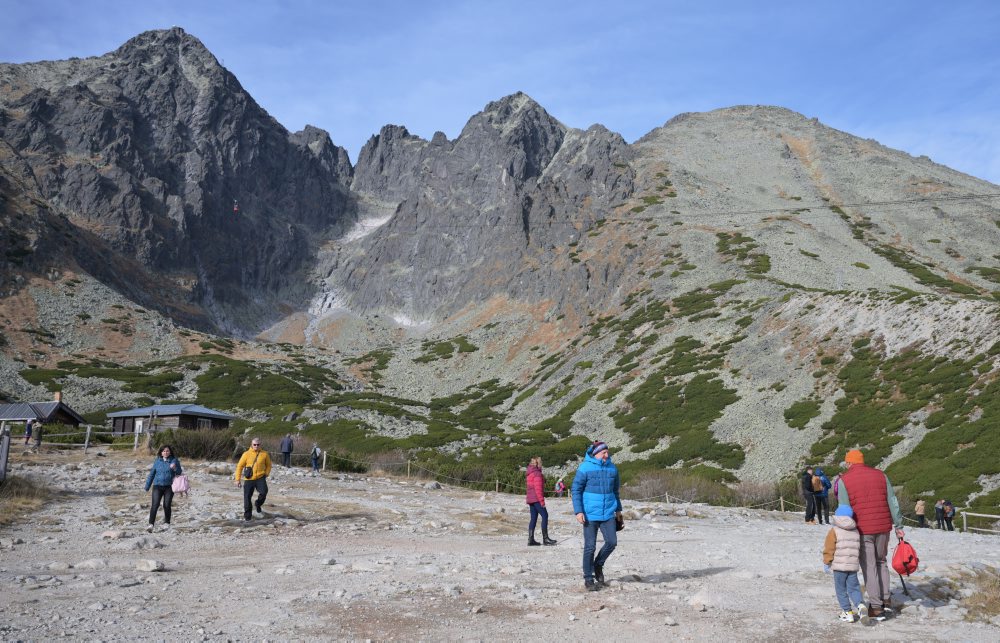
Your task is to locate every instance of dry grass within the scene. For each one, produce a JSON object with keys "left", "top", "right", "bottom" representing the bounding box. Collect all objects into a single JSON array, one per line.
[
  {"left": 0, "top": 475, "right": 51, "bottom": 526},
  {"left": 963, "top": 566, "right": 1000, "bottom": 621}
]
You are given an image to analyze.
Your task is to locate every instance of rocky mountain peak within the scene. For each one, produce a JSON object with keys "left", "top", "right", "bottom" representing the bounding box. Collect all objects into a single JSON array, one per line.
[{"left": 290, "top": 125, "right": 353, "bottom": 184}]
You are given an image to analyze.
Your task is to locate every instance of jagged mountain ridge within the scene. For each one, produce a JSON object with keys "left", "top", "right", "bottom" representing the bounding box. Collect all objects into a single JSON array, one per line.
[{"left": 0, "top": 27, "right": 354, "bottom": 333}]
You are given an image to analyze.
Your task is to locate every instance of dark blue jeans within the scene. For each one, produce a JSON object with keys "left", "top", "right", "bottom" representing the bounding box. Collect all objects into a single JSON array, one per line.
[
  {"left": 528, "top": 502, "right": 548, "bottom": 532},
  {"left": 582, "top": 516, "right": 617, "bottom": 581}
]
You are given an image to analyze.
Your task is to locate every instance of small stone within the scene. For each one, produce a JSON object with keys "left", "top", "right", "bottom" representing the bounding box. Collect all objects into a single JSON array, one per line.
[
  {"left": 471, "top": 605, "right": 484, "bottom": 614},
  {"left": 664, "top": 616, "right": 678, "bottom": 626},
  {"left": 135, "top": 560, "right": 164, "bottom": 572},
  {"left": 101, "top": 530, "right": 123, "bottom": 540},
  {"left": 568, "top": 614, "right": 577, "bottom": 621}
]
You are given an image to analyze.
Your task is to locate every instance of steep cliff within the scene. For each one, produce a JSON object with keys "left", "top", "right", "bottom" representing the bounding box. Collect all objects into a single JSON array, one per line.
[{"left": 0, "top": 27, "right": 354, "bottom": 332}]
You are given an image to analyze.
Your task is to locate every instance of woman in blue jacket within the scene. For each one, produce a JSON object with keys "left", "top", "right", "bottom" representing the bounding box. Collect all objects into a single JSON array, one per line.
[
  {"left": 144, "top": 444, "right": 182, "bottom": 532},
  {"left": 571, "top": 441, "right": 622, "bottom": 591}
]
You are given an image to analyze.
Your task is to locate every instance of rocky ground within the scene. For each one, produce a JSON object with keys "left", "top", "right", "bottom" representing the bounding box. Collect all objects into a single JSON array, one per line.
[{"left": 2, "top": 449, "right": 1000, "bottom": 641}]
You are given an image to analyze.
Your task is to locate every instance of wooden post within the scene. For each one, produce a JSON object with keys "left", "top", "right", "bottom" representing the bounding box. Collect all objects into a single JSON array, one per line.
[
  {"left": 133, "top": 429, "right": 140, "bottom": 451},
  {"left": 495, "top": 479, "right": 500, "bottom": 493},
  {"left": 322, "top": 450, "right": 327, "bottom": 472},
  {"left": 780, "top": 496, "right": 785, "bottom": 513},
  {"left": 407, "top": 460, "right": 411, "bottom": 478},
  {"left": 83, "top": 425, "right": 92, "bottom": 453},
  {"left": 962, "top": 512, "right": 967, "bottom": 534}
]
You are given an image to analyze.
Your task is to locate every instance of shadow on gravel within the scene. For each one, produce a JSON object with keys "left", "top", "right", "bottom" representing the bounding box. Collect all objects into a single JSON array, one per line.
[
  {"left": 206, "top": 511, "right": 375, "bottom": 528},
  {"left": 617, "top": 566, "right": 733, "bottom": 584}
]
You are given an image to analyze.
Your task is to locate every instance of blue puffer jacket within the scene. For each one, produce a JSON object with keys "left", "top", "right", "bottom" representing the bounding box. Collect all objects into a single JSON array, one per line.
[
  {"left": 571, "top": 445, "right": 622, "bottom": 521},
  {"left": 815, "top": 468, "right": 832, "bottom": 498},
  {"left": 145, "top": 457, "right": 182, "bottom": 491}
]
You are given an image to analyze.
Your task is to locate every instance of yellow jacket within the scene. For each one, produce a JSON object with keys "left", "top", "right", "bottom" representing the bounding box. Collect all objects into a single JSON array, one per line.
[{"left": 235, "top": 448, "right": 272, "bottom": 481}]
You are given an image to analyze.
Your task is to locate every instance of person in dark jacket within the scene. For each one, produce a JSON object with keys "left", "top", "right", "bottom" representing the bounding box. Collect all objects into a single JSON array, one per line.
[
  {"left": 835, "top": 449, "right": 904, "bottom": 621},
  {"left": 934, "top": 499, "right": 945, "bottom": 529},
  {"left": 814, "top": 467, "right": 832, "bottom": 524},
  {"left": 802, "top": 467, "right": 817, "bottom": 524},
  {"left": 525, "top": 456, "right": 556, "bottom": 546},
  {"left": 571, "top": 441, "right": 622, "bottom": 591},
  {"left": 279, "top": 433, "right": 294, "bottom": 467},
  {"left": 23, "top": 419, "right": 33, "bottom": 445},
  {"left": 943, "top": 500, "right": 956, "bottom": 531},
  {"left": 144, "top": 444, "right": 182, "bottom": 532}
]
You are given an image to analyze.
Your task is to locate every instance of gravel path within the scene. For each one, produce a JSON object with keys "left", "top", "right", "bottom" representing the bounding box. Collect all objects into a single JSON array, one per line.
[{"left": 2, "top": 450, "right": 999, "bottom": 641}]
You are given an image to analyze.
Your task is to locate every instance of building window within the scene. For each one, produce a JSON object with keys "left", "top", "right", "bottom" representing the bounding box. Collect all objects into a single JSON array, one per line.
[{"left": 197, "top": 418, "right": 212, "bottom": 430}]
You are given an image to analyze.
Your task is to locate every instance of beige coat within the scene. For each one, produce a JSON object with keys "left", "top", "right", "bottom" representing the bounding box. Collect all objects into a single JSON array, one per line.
[
  {"left": 915, "top": 500, "right": 926, "bottom": 516},
  {"left": 822, "top": 514, "right": 861, "bottom": 572}
]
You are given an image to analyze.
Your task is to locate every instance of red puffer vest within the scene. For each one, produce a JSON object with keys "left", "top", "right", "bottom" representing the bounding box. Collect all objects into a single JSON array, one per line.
[{"left": 840, "top": 464, "right": 892, "bottom": 535}]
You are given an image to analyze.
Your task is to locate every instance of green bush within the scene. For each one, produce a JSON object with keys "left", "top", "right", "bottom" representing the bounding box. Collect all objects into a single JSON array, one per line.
[{"left": 150, "top": 428, "right": 239, "bottom": 460}]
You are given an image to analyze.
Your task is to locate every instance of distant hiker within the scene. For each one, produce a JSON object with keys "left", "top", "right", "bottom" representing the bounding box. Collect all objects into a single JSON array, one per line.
[
  {"left": 835, "top": 449, "right": 904, "bottom": 621},
  {"left": 525, "top": 456, "right": 556, "bottom": 547},
  {"left": 934, "top": 499, "right": 946, "bottom": 529},
  {"left": 814, "top": 467, "right": 832, "bottom": 525},
  {"left": 822, "top": 504, "right": 866, "bottom": 623},
  {"left": 279, "top": 433, "right": 294, "bottom": 467},
  {"left": 571, "top": 441, "right": 622, "bottom": 591},
  {"left": 32, "top": 422, "right": 43, "bottom": 451},
  {"left": 144, "top": 444, "right": 181, "bottom": 532},
  {"left": 801, "top": 466, "right": 818, "bottom": 524},
  {"left": 310, "top": 443, "right": 321, "bottom": 476},
  {"left": 943, "top": 499, "right": 956, "bottom": 531},
  {"left": 914, "top": 499, "right": 926, "bottom": 528},
  {"left": 235, "top": 438, "right": 272, "bottom": 520},
  {"left": 554, "top": 478, "right": 567, "bottom": 498},
  {"left": 23, "top": 419, "right": 34, "bottom": 445}
]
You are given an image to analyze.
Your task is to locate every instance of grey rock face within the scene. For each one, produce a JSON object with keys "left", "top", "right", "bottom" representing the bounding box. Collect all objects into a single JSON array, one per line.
[
  {"left": 0, "top": 27, "right": 354, "bottom": 333},
  {"left": 322, "top": 92, "right": 635, "bottom": 322}
]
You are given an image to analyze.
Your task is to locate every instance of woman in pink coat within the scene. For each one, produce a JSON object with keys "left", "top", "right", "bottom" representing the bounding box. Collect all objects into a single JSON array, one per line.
[{"left": 526, "top": 456, "right": 556, "bottom": 546}]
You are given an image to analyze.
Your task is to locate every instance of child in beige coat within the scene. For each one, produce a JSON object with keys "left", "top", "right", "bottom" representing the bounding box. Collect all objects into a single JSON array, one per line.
[{"left": 822, "top": 504, "right": 867, "bottom": 622}]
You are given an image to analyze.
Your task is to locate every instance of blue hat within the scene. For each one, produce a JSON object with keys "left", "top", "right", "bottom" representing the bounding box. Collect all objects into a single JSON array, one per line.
[
  {"left": 834, "top": 505, "right": 853, "bottom": 518},
  {"left": 590, "top": 441, "right": 608, "bottom": 456}
]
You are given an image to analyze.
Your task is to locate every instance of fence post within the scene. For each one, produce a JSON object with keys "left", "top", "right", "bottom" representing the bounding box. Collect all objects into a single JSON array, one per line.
[
  {"left": 962, "top": 512, "right": 967, "bottom": 534},
  {"left": 322, "top": 450, "right": 327, "bottom": 472},
  {"left": 0, "top": 422, "right": 10, "bottom": 483},
  {"left": 133, "top": 429, "right": 140, "bottom": 451},
  {"left": 83, "top": 425, "right": 92, "bottom": 453},
  {"left": 407, "top": 460, "right": 411, "bottom": 478},
  {"left": 780, "top": 496, "right": 785, "bottom": 513},
  {"left": 495, "top": 479, "right": 499, "bottom": 493}
]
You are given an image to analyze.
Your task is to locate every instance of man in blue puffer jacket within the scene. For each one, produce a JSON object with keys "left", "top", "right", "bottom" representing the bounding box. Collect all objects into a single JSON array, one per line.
[{"left": 571, "top": 441, "right": 622, "bottom": 591}]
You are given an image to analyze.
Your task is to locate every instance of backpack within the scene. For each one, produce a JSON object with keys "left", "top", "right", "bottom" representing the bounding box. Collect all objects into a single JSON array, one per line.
[
  {"left": 892, "top": 538, "right": 919, "bottom": 576},
  {"left": 811, "top": 475, "right": 823, "bottom": 492}
]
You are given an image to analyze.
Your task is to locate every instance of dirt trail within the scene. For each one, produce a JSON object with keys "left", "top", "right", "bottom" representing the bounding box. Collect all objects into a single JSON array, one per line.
[{"left": 2, "top": 450, "right": 999, "bottom": 640}]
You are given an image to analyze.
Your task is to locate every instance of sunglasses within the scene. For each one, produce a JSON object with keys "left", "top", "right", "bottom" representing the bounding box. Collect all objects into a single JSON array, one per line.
[{"left": 251, "top": 444, "right": 260, "bottom": 447}]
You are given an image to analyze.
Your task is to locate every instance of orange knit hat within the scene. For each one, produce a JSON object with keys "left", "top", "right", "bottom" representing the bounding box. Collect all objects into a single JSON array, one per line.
[{"left": 845, "top": 449, "right": 865, "bottom": 464}]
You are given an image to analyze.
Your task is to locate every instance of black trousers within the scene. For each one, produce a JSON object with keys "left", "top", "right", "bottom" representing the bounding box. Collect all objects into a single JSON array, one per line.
[
  {"left": 149, "top": 485, "right": 174, "bottom": 525},
  {"left": 917, "top": 515, "right": 926, "bottom": 527},
  {"left": 815, "top": 496, "right": 830, "bottom": 524},
  {"left": 944, "top": 517, "right": 954, "bottom": 531},
  {"left": 804, "top": 494, "right": 817, "bottom": 522},
  {"left": 243, "top": 477, "right": 268, "bottom": 519},
  {"left": 282, "top": 451, "right": 291, "bottom": 467}
]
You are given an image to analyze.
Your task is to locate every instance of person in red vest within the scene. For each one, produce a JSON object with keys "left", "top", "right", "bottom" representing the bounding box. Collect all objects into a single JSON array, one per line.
[{"left": 834, "top": 449, "right": 904, "bottom": 621}]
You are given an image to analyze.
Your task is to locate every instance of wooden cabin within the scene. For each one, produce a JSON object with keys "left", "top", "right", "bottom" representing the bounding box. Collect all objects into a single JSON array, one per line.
[{"left": 107, "top": 404, "right": 234, "bottom": 435}]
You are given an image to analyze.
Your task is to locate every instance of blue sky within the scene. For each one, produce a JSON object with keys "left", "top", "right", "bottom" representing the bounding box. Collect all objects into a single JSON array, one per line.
[{"left": 2, "top": 0, "right": 998, "bottom": 183}]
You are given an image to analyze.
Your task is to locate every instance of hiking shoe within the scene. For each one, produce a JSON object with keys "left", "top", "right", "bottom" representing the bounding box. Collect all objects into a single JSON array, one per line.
[
  {"left": 255, "top": 505, "right": 263, "bottom": 515},
  {"left": 868, "top": 606, "right": 886, "bottom": 621},
  {"left": 585, "top": 580, "right": 599, "bottom": 592},
  {"left": 594, "top": 564, "right": 605, "bottom": 585},
  {"left": 856, "top": 603, "right": 868, "bottom": 623},
  {"left": 838, "top": 610, "right": 856, "bottom": 623},
  {"left": 145, "top": 524, "right": 154, "bottom": 533}
]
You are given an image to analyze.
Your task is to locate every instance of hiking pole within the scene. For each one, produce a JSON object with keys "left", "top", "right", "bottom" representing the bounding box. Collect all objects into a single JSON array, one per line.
[{"left": 898, "top": 573, "right": 911, "bottom": 598}]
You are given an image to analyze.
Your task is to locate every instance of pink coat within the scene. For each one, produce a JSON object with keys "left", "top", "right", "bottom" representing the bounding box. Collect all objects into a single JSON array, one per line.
[{"left": 525, "top": 465, "right": 545, "bottom": 505}]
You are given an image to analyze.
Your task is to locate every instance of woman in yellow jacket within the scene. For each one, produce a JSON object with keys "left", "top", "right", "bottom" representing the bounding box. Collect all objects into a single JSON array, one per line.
[{"left": 234, "top": 438, "right": 272, "bottom": 520}]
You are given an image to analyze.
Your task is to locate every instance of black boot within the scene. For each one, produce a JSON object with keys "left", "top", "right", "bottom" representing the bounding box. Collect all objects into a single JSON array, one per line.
[
  {"left": 528, "top": 528, "right": 541, "bottom": 546},
  {"left": 542, "top": 528, "right": 556, "bottom": 546}
]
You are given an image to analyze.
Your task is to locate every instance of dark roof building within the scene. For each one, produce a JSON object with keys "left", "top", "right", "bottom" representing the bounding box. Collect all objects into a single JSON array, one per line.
[
  {"left": 107, "top": 404, "right": 234, "bottom": 434},
  {"left": 0, "top": 395, "right": 85, "bottom": 427}
]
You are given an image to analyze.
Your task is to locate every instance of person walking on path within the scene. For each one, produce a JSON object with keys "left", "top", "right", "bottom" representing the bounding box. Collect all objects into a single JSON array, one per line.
[
  {"left": 144, "top": 444, "right": 181, "bottom": 532},
  {"left": 279, "top": 433, "right": 294, "bottom": 467},
  {"left": 802, "top": 466, "right": 818, "bottom": 524},
  {"left": 525, "top": 456, "right": 556, "bottom": 546},
  {"left": 822, "top": 504, "right": 866, "bottom": 623},
  {"left": 834, "top": 449, "right": 904, "bottom": 621},
  {"left": 934, "top": 499, "right": 945, "bottom": 529},
  {"left": 814, "top": 467, "right": 832, "bottom": 525},
  {"left": 943, "top": 499, "right": 956, "bottom": 531},
  {"left": 23, "top": 419, "right": 33, "bottom": 446},
  {"left": 554, "top": 478, "right": 567, "bottom": 498},
  {"left": 310, "top": 443, "right": 321, "bottom": 476},
  {"left": 235, "top": 438, "right": 272, "bottom": 520},
  {"left": 31, "top": 422, "right": 43, "bottom": 451},
  {"left": 914, "top": 499, "right": 926, "bottom": 528},
  {"left": 571, "top": 441, "right": 622, "bottom": 591}
]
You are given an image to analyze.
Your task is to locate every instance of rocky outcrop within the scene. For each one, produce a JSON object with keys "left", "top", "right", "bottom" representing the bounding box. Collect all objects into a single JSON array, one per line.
[{"left": 0, "top": 27, "right": 354, "bottom": 333}]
